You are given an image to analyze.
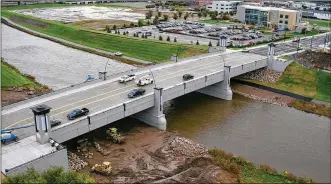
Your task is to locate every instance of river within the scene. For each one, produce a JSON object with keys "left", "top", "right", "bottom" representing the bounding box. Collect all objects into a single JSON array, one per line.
[
  {"left": 164, "top": 92, "right": 330, "bottom": 183},
  {"left": 1, "top": 24, "right": 136, "bottom": 90}
]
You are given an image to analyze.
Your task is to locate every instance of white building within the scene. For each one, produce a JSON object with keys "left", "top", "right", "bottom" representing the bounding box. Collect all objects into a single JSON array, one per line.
[{"left": 206, "top": 1, "right": 242, "bottom": 13}]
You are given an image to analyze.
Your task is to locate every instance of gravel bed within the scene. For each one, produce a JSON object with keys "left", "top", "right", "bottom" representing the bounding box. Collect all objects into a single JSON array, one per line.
[{"left": 239, "top": 68, "right": 282, "bottom": 83}]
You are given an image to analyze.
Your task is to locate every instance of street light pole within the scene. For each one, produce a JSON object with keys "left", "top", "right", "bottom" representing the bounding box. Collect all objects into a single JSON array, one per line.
[{"left": 147, "top": 67, "right": 157, "bottom": 88}]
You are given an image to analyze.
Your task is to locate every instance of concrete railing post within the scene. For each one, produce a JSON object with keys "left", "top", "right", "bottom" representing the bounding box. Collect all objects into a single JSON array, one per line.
[
  {"left": 267, "top": 43, "right": 276, "bottom": 69},
  {"left": 220, "top": 35, "right": 227, "bottom": 52},
  {"left": 31, "top": 104, "right": 52, "bottom": 144}
]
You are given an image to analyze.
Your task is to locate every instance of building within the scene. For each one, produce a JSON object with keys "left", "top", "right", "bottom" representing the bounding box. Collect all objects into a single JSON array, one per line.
[
  {"left": 196, "top": 0, "right": 212, "bottom": 7},
  {"left": 302, "top": 10, "right": 331, "bottom": 21},
  {"left": 236, "top": 5, "right": 302, "bottom": 30},
  {"left": 262, "top": 1, "right": 295, "bottom": 8},
  {"left": 206, "top": 1, "right": 242, "bottom": 13}
]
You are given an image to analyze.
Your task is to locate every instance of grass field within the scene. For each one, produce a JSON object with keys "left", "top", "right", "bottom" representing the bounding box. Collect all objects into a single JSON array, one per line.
[
  {"left": 199, "top": 19, "right": 233, "bottom": 24},
  {"left": 1, "top": 60, "right": 38, "bottom": 89},
  {"left": 304, "top": 18, "right": 331, "bottom": 28},
  {"left": 2, "top": 11, "right": 207, "bottom": 62}
]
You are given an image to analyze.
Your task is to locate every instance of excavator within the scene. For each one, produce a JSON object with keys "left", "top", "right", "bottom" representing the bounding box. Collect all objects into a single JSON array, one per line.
[{"left": 1, "top": 125, "right": 35, "bottom": 144}]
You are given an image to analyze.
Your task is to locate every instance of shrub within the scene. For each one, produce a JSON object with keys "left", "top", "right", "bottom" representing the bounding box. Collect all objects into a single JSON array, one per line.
[
  {"left": 163, "top": 14, "right": 169, "bottom": 21},
  {"left": 174, "top": 37, "right": 177, "bottom": 42},
  {"left": 167, "top": 36, "right": 170, "bottom": 41},
  {"left": 130, "top": 22, "right": 135, "bottom": 27},
  {"left": 126, "top": 31, "right": 129, "bottom": 35},
  {"left": 123, "top": 31, "right": 126, "bottom": 35},
  {"left": 259, "top": 164, "right": 277, "bottom": 174},
  {"left": 113, "top": 24, "right": 117, "bottom": 30},
  {"left": 159, "top": 35, "right": 163, "bottom": 41},
  {"left": 216, "top": 40, "right": 220, "bottom": 46},
  {"left": 105, "top": 25, "right": 110, "bottom": 33},
  {"left": 138, "top": 19, "right": 144, "bottom": 27},
  {"left": 196, "top": 40, "right": 199, "bottom": 45},
  {"left": 2, "top": 167, "right": 95, "bottom": 184},
  {"left": 208, "top": 41, "right": 212, "bottom": 47},
  {"left": 147, "top": 20, "right": 151, "bottom": 25}
]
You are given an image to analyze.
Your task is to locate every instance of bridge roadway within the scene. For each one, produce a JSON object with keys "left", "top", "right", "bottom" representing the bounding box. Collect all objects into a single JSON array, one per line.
[{"left": 2, "top": 51, "right": 267, "bottom": 141}]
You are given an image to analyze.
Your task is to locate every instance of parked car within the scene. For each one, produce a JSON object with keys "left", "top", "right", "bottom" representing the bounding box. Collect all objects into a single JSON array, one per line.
[
  {"left": 50, "top": 120, "right": 61, "bottom": 128},
  {"left": 115, "top": 52, "right": 123, "bottom": 56},
  {"left": 183, "top": 74, "right": 194, "bottom": 81},
  {"left": 119, "top": 74, "right": 136, "bottom": 83},
  {"left": 128, "top": 88, "right": 146, "bottom": 98},
  {"left": 67, "top": 108, "right": 89, "bottom": 120},
  {"left": 135, "top": 75, "right": 154, "bottom": 86}
]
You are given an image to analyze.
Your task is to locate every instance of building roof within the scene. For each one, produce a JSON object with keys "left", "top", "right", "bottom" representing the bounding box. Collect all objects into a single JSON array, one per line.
[{"left": 238, "top": 4, "right": 299, "bottom": 12}]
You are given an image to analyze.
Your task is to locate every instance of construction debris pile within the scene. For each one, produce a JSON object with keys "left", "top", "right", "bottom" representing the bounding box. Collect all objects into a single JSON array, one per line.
[
  {"left": 68, "top": 151, "right": 88, "bottom": 171},
  {"left": 106, "top": 128, "right": 125, "bottom": 144},
  {"left": 91, "top": 162, "right": 112, "bottom": 176},
  {"left": 93, "top": 141, "right": 110, "bottom": 156},
  {"left": 165, "top": 136, "right": 208, "bottom": 157},
  {"left": 239, "top": 68, "right": 282, "bottom": 83}
]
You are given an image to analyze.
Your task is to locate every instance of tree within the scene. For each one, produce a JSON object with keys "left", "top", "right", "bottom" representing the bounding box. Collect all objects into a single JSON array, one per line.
[
  {"left": 229, "top": 11, "right": 234, "bottom": 16},
  {"left": 211, "top": 14, "right": 217, "bottom": 20},
  {"left": 198, "top": 12, "right": 202, "bottom": 19},
  {"left": 138, "top": 19, "right": 144, "bottom": 27},
  {"left": 146, "top": 10, "right": 153, "bottom": 19},
  {"left": 157, "top": 11, "right": 162, "bottom": 17},
  {"left": 163, "top": 14, "right": 169, "bottom": 21},
  {"left": 167, "top": 36, "right": 171, "bottom": 41},
  {"left": 203, "top": 11, "right": 208, "bottom": 18},
  {"left": 173, "top": 13, "right": 178, "bottom": 21},
  {"left": 184, "top": 13, "right": 189, "bottom": 20},
  {"left": 123, "top": 24, "right": 126, "bottom": 28},
  {"left": 217, "top": 40, "right": 220, "bottom": 46},
  {"left": 2, "top": 167, "right": 94, "bottom": 184},
  {"left": 178, "top": 11, "right": 183, "bottom": 19},
  {"left": 208, "top": 41, "right": 212, "bottom": 47},
  {"left": 141, "top": 33, "right": 145, "bottom": 38},
  {"left": 105, "top": 25, "right": 110, "bottom": 33},
  {"left": 153, "top": 16, "right": 159, "bottom": 25},
  {"left": 113, "top": 24, "right": 117, "bottom": 30},
  {"left": 159, "top": 35, "right": 163, "bottom": 41},
  {"left": 130, "top": 22, "right": 135, "bottom": 27},
  {"left": 196, "top": 40, "right": 200, "bottom": 45},
  {"left": 147, "top": 20, "right": 151, "bottom": 25},
  {"left": 174, "top": 37, "right": 177, "bottom": 42}
]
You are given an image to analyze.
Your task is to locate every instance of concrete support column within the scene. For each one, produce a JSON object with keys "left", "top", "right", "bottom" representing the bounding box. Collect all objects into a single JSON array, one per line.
[
  {"left": 198, "top": 66, "right": 232, "bottom": 100},
  {"left": 220, "top": 35, "right": 227, "bottom": 52},
  {"left": 31, "top": 105, "right": 52, "bottom": 144},
  {"left": 267, "top": 43, "right": 276, "bottom": 69},
  {"left": 134, "top": 88, "right": 167, "bottom": 130},
  {"left": 98, "top": 71, "right": 107, "bottom": 80}
]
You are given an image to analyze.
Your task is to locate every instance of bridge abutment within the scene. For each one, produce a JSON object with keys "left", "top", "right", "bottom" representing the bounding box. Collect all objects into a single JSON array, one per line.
[
  {"left": 133, "top": 88, "right": 167, "bottom": 130},
  {"left": 198, "top": 66, "right": 232, "bottom": 100}
]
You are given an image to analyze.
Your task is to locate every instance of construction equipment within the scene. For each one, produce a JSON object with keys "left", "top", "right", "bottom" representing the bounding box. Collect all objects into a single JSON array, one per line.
[
  {"left": 91, "top": 162, "right": 112, "bottom": 176},
  {"left": 106, "top": 128, "right": 125, "bottom": 144},
  {"left": 1, "top": 124, "right": 35, "bottom": 144}
]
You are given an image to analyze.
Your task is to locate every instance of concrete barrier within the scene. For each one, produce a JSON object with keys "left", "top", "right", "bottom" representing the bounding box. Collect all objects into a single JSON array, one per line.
[
  {"left": 88, "top": 104, "right": 125, "bottom": 131},
  {"left": 50, "top": 118, "right": 89, "bottom": 143},
  {"left": 163, "top": 84, "right": 185, "bottom": 102},
  {"left": 184, "top": 76, "right": 206, "bottom": 94},
  {"left": 124, "top": 93, "right": 154, "bottom": 117},
  {"left": 205, "top": 71, "right": 223, "bottom": 86}
]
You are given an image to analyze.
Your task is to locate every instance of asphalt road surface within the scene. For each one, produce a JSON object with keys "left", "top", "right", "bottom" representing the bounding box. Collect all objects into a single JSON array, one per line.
[{"left": 2, "top": 51, "right": 266, "bottom": 140}]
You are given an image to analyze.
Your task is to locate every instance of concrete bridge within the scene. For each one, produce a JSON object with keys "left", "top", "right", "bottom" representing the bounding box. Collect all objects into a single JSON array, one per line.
[{"left": 2, "top": 45, "right": 281, "bottom": 175}]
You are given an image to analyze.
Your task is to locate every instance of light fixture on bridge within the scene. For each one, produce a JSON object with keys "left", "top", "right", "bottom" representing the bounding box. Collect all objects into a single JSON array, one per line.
[{"left": 31, "top": 104, "right": 52, "bottom": 145}]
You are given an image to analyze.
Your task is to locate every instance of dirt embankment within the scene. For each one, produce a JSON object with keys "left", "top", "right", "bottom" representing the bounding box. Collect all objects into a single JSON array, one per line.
[
  {"left": 1, "top": 86, "right": 51, "bottom": 106},
  {"left": 67, "top": 127, "right": 237, "bottom": 183}
]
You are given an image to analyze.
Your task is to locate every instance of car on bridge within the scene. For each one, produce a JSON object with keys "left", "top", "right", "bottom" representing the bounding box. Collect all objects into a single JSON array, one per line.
[
  {"left": 183, "top": 74, "right": 194, "bottom": 81},
  {"left": 135, "top": 75, "right": 154, "bottom": 86},
  {"left": 118, "top": 74, "right": 136, "bottom": 83},
  {"left": 67, "top": 108, "right": 89, "bottom": 120},
  {"left": 50, "top": 120, "right": 61, "bottom": 128},
  {"left": 128, "top": 88, "right": 146, "bottom": 98}
]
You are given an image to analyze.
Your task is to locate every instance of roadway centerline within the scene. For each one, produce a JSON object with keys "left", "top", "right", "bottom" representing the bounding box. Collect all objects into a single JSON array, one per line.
[
  {"left": 5, "top": 55, "right": 232, "bottom": 129},
  {"left": 18, "top": 60, "right": 228, "bottom": 127}
]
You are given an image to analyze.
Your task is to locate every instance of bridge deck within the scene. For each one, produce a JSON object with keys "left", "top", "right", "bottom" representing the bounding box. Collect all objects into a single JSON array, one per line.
[{"left": 1, "top": 52, "right": 267, "bottom": 140}]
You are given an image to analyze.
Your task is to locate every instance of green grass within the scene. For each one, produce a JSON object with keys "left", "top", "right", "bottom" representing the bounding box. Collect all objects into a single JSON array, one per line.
[
  {"left": 304, "top": 18, "right": 331, "bottom": 28},
  {"left": 199, "top": 19, "right": 233, "bottom": 24},
  {"left": 1, "top": 60, "right": 38, "bottom": 89},
  {"left": 2, "top": 11, "right": 207, "bottom": 62},
  {"left": 315, "top": 71, "right": 331, "bottom": 103}
]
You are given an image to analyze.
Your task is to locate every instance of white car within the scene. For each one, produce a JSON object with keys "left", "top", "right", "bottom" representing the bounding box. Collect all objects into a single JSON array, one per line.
[
  {"left": 115, "top": 52, "right": 123, "bottom": 56},
  {"left": 135, "top": 76, "right": 154, "bottom": 86},
  {"left": 118, "top": 74, "right": 136, "bottom": 83}
]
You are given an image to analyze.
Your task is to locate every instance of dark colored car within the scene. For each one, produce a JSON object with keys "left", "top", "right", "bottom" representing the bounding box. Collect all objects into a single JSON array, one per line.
[
  {"left": 67, "top": 108, "right": 89, "bottom": 120},
  {"left": 183, "top": 74, "right": 194, "bottom": 81},
  {"left": 128, "top": 88, "right": 146, "bottom": 98},
  {"left": 50, "top": 120, "right": 61, "bottom": 128}
]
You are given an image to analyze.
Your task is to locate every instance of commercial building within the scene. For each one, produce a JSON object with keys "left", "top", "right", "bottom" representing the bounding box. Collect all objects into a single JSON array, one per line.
[
  {"left": 206, "top": 1, "right": 242, "bottom": 13},
  {"left": 196, "top": 0, "right": 212, "bottom": 7},
  {"left": 236, "top": 5, "right": 302, "bottom": 30}
]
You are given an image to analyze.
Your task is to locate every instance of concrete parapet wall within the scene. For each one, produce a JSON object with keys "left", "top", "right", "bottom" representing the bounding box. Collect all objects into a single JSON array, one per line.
[
  {"left": 124, "top": 93, "right": 154, "bottom": 117},
  {"left": 89, "top": 104, "right": 124, "bottom": 131},
  {"left": 230, "top": 59, "right": 267, "bottom": 77},
  {"left": 163, "top": 84, "right": 185, "bottom": 102},
  {"left": 184, "top": 76, "right": 206, "bottom": 94},
  {"left": 205, "top": 71, "right": 223, "bottom": 86},
  {"left": 51, "top": 118, "right": 89, "bottom": 143},
  {"left": 5, "top": 148, "right": 68, "bottom": 176}
]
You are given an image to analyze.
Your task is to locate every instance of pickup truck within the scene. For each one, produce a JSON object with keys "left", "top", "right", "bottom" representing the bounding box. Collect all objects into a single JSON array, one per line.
[
  {"left": 67, "top": 108, "right": 89, "bottom": 120},
  {"left": 118, "top": 74, "right": 136, "bottom": 83},
  {"left": 135, "top": 76, "right": 154, "bottom": 86}
]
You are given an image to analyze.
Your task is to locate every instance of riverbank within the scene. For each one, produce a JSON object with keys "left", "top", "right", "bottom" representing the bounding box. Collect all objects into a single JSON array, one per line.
[
  {"left": 64, "top": 121, "right": 313, "bottom": 183},
  {"left": 1, "top": 59, "right": 51, "bottom": 106}
]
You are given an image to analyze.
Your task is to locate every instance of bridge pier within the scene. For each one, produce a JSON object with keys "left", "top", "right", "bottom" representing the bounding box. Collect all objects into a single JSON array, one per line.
[
  {"left": 198, "top": 66, "right": 232, "bottom": 100},
  {"left": 267, "top": 43, "right": 276, "bottom": 69},
  {"left": 133, "top": 88, "right": 167, "bottom": 130}
]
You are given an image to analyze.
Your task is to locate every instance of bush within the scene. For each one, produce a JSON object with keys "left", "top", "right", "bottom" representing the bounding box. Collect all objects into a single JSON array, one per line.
[
  {"left": 208, "top": 41, "right": 212, "bottom": 47},
  {"left": 138, "top": 19, "right": 144, "bottom": 27},
  {"left": 163, "top": 14, "right": 169, "bottom": 21},
  {"left": 105, "top": 25, "right": 110, "bottom": 33},
  {"left": 259, "top": 164, "right": 277, "bottom": 175},
  {"left": 196, "top": 40, "right": 199, "bottom": 45},
  {"left": 167, "top": 36, "right": 170, "bottom": 41},
  {"left": 159, "top": 35, "right": 163, "bottom": 41},
  {"left": 112, "top": 24, "right": 117, "bottom": 30},
  {"left": 2, "top": 167, "right": 95, "bottom": 184},
  {"left": 130, "top": 22, "right": 135, "bottom": 27},
  {"left": 216, "top": 40, "right": 220, "bottom": 46},
  {"left": 174, "top": 37, "right": 177, "bottom": 42}
]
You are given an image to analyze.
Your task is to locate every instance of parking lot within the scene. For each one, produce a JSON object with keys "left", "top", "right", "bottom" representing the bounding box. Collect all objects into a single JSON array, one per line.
[{"left": 121, "top": 21, "right": 276, "bottom": 47}]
